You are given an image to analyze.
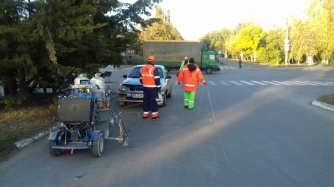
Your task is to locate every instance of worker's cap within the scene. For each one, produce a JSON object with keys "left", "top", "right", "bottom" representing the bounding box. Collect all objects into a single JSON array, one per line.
[
  {"left": 189, "top": 58, "right": 195, "bottom": 63},
  {"left": 147, "top": 56, "right": 155, "bottom": 62},
  {"left": 184, "top": 56, "right": 189, "bottom": 60}
]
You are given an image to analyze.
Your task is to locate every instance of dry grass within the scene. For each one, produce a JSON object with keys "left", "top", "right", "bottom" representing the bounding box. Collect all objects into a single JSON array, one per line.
[{"left": 0, "top": 95, "right": 57, "bottom": 160}]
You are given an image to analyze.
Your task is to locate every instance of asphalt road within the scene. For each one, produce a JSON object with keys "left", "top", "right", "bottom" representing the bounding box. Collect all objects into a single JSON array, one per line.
[{"left": 1, "top": 59, "right": 334, "bottom": 187}]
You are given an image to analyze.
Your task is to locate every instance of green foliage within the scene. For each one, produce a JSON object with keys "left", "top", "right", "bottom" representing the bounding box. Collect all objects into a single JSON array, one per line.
[
  {"left": 0, "top": 0, "right": 162, "bottom": 101},
  {"left": 138, "top": 6, "right": 183, "bottom": 54},
  {"left": 0, "top": 94, "right": 28, "bottom": 111},
  {"left": 202, "top": 0, "right": 334, "bottom": 65},
  {"left": 234, "top": 25, "right": 262, "bottom": 61},
  {"left": 0, "top": 131, "right": 18, "bottom": 153},
  {"left": 257, "top": 29, "right": 285, "bottom": 64}
]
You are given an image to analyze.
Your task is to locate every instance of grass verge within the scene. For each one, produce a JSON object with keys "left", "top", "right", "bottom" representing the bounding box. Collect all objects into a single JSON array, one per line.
[
  {"left": 317, "top": 94, "right": 334, "bottom": 105},
  {"left": 0, "top": 95, "right": 57, "bottom": 161}
]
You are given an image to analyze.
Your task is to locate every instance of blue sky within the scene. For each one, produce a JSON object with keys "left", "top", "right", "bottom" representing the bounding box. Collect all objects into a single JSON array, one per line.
[{"left": 121, "top": 0, "right": 311, "bottom": 40}]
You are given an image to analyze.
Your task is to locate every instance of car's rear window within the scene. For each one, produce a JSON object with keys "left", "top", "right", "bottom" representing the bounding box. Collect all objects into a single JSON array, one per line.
[{"left": 129, "top": 66, "right": 164, "bottom": 78}]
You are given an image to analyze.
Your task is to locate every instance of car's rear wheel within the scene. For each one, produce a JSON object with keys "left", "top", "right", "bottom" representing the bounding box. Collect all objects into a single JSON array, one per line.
[
  {"left": 167, "top": 88, "right": 172, "bottom": 98},
  {"left": 160, "top": 94, "right": 166, "bottom": 108}
]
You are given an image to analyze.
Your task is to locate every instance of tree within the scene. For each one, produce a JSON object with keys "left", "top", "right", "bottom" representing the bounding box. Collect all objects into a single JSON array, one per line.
[
  {"left": 138, "top": 6, "right": 183, "bottom": 54},
  {"left": 306, "top": 0, "right": 334, "bottom": 63},
  {"left": 257, "top": 29, "right": 285, "bottom": 64},
  {"left": 289, "top": 18, "right": 307, "bottom": 64},
  {"left": 0, "top": 0, "right": 163, "bottom": 103},
  {"left": 234, "top": 24, "right": 262, "bottom": 61}
]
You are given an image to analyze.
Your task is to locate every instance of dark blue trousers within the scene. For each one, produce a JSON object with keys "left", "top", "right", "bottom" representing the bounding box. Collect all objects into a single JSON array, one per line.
[{"left": 143, "top": 87, "right": 158, "bottom": 117}]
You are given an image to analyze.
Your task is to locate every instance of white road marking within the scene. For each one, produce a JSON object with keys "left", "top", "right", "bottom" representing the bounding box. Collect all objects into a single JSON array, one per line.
[
  {"left": 229, "top": 81, "right": 243, "bottom": 85},
  {"left": 240, "top": 81, "right": 255, "bottom": 85},
  {"left": 250, "top": 81, "right": 268, "bottom": 85}
]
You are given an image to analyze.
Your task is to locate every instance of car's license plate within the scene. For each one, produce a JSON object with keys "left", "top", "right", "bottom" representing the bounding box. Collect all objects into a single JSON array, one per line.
[{"left": 132, "top": 94, "right": 143, "bottom": 98}]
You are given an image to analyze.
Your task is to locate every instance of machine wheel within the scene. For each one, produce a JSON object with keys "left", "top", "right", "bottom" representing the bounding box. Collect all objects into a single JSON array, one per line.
[
  {"left": 92, "top": 132, "right": 104, "bottom": 157},
  {"left": 49, "top": 140, "right": 62, "bottom": 157},
  {"left": 205, "top": 67, "right": 213, "bottom": 74},
  {"left": 167, "top": 88, "right": 172, "bottom": 98}
]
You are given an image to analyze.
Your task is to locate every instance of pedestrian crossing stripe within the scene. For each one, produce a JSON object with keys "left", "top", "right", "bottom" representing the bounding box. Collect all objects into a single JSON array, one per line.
[
  {"left": 240, "top": 81, "right": 255, "bottom": 85},
  {"left": 220, "top": 66, "right": 253, "bottom": 69},
  {"left": 174, "top": 80, "right": 334, "bottom": 86}
]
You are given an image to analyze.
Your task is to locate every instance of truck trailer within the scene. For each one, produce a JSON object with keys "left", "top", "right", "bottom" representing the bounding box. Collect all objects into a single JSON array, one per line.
[{"left": 143, "top": 40, "right": 220, "bottom": 74}]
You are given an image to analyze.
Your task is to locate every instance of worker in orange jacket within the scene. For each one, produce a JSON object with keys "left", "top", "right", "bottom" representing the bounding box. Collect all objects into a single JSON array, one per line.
[
  {"left": 177, "top": 58, "right": 207, "bottom": 110},
  {"left": 140, "top": 56, "right": 162, "bottom": 120}
]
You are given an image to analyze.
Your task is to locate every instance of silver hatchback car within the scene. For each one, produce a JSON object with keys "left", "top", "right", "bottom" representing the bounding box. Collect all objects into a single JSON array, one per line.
[{"left": 118, "top": 65, "right": 172, "bottom": 107}]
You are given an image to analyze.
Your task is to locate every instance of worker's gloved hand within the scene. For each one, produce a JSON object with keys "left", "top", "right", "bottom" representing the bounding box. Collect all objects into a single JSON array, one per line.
[
  {"left": 203, "top": 82, "right": 207, "bottom": 85},
  {"left": 177, "top": 82, "right": 180, "bottom": 85}
]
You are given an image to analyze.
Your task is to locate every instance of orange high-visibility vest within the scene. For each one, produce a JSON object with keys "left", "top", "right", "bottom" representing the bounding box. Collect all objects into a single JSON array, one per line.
[
  {"left": 177, "top": 64, "right": 205, "bottom": 91},
  {"left": 140, "top": 64, "right": 159, "bottom": 88}
]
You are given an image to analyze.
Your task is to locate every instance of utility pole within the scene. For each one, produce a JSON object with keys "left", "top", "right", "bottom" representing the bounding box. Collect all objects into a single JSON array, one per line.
[{"left": 284, "top": 22, "right": 290, "bottom": 65}]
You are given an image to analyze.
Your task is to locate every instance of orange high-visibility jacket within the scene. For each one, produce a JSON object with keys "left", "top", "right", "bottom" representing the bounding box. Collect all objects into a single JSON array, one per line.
[
  {"left": 140, "top": 63, "right": 161, "bottom": 88},
  {"left": 177, "top": 64, "right": 205, "bottom": 91}
]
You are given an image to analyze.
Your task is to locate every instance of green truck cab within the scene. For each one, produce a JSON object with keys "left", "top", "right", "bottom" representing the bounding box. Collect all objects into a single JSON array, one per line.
[{"left": 143, "top": 40, "right": 220, "bottom": 74}]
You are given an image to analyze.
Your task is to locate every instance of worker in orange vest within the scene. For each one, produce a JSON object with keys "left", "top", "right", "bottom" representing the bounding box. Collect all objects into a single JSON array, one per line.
[
  {"left": 177, "top": 58, "right": 207, "bottom": 110},
  {"left": 140, "top": 56, "right": 162, "bottom": 120}
]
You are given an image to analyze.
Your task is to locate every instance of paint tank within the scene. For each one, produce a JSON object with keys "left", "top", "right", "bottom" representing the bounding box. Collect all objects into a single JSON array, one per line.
[{"left": 90, "top": 73, "right": 105, "bottom": 98}]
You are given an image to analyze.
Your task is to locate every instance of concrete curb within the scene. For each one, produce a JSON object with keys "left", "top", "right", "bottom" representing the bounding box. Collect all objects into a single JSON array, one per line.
[
  {"left": 15, "top": 131, "right": 49, "bottom": 149},
  {"left": 311, "top": 100, "right": 334, "bottom": 112}
]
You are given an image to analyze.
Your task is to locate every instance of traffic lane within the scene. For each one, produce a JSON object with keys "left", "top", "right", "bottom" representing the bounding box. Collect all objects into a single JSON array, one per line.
[
  {"left": 206, "top": 80, "right": 334, "bottom": 187},
  {"left": 1, "top": 67, "right": 333, "bottom": 187},
  {"left": 94, "top": 85, "right": 237, "bottom": 186},
  {"left": 0, "top": 83, "right": 236, "bottom": 187}
]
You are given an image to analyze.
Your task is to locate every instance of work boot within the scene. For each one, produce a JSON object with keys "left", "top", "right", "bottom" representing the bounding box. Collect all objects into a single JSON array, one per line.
[{"left": 184, "top": 105, "right": 188, "bottom": 108}]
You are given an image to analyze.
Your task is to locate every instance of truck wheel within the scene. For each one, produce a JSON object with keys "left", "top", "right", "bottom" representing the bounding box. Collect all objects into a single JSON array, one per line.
[
  {"left": 49, "top": 140, "right": 62, "bottom": 157},
  {"left": 205, "top": 68, "right": 213, "bottom": 74},
  {"left": 92, "top": 132, "right": 104, "bottom": 157}
]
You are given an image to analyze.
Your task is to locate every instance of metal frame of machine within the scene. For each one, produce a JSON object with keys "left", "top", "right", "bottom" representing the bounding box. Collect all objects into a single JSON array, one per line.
[{"left": 49, "top": 72, "right": 128, "bottom": 157}]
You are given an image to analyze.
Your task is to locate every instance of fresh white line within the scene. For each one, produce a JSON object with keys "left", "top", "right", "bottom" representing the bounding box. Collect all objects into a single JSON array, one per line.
[{"left": 205, "top": 83, "right": 237, "bottom": 185}]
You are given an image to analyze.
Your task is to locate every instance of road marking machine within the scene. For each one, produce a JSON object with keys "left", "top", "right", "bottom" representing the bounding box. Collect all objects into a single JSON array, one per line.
[{"left": 49, "top": 72, "right": 128, "bottom": 157}]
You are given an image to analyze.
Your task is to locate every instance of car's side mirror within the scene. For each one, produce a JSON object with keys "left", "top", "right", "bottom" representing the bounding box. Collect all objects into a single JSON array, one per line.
[{"left": 123, "top": 75, "right": 127, "bottom": 78}]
